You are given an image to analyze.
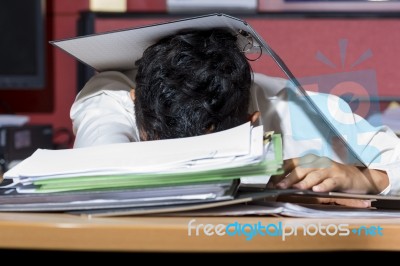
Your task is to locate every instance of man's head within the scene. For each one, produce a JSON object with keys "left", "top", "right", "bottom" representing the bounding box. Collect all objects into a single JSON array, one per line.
[{"left": 134, "top": 28, "right": 252, "bottom": 140}]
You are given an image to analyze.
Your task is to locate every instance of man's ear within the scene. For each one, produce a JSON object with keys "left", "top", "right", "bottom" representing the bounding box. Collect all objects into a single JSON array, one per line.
[
  {"left": 205, "top": 124, "right": 215, "bottom": 134},
  {"left": 130, "top": 88, "right": 136, "bottom": 101},
  {"left": 249, "top": 111, "right": 260, "bottom": 124}
]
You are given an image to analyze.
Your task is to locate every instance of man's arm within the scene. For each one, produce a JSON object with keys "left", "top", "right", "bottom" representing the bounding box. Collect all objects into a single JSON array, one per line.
[{"left": 70, "top": 71, "right": 139, "bottom": 148}]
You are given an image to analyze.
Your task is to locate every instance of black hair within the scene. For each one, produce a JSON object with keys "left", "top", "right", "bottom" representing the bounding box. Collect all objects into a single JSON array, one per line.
[{"left": 134, "top": 28, "right": 252, "bottom": 140}]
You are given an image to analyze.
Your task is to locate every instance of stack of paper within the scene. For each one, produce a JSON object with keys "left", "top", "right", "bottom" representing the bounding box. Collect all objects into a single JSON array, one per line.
[
  {"left": 149, "top": 201, "right": 400, "bottom": 219},
  {"left": 0, "top": 122, "right": 283, "bottom": 212}
]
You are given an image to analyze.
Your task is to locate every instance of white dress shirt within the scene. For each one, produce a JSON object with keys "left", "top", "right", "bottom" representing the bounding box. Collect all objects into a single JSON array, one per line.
[{"left": 71, "top": 71, "right": 400, "bottom": 195}]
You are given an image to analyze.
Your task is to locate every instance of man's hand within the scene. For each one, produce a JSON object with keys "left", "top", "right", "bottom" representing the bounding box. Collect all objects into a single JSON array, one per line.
[{"left": 267, "top": 154, "right": 389, "bottom": 194}]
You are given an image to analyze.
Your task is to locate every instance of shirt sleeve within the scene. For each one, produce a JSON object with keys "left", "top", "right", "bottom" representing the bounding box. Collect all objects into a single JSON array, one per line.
[
  {"left": 353, "top": 111, "right": 400, "bottom": 195},
  {"left": 314, "top": 94, "right": 400, "bottom": 195},
  {"left": 70, "top": 71, "right": 139, "bottom": 148}
]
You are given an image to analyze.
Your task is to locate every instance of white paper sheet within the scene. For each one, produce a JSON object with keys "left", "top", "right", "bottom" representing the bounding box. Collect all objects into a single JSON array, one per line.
[
  {"left": 255, "top": 202, "right": 400, "bottom": 219},
  {"left": 4, "top": 122, "right": 255, "bottom": 179}
]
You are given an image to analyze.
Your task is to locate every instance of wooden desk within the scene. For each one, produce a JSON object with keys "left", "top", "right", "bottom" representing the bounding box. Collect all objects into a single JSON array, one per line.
[{"left": 0, "top": 212, "right": 399, "bottom": 252}]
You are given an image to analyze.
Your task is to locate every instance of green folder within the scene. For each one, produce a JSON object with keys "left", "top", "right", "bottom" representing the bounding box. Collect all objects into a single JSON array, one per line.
[{"left": 30, "top": 134, "right": 283, "bottom": 193}]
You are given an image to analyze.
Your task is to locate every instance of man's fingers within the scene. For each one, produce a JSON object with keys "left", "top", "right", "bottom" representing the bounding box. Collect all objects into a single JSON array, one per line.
[
  {"left": 276, "top": 166, "right": 317, "bottom": 189},
  {"left": 316, "top": 197, "right": 371, "bottom": 208},
  {"left": 292, "top": 169, "right": 327, "bottom": 190},
  {"left": 268, "top": 155, "right": 335, "bottom": 189},
  {"left": 312, "top": 177, "right": 342, "bottom": 192}
]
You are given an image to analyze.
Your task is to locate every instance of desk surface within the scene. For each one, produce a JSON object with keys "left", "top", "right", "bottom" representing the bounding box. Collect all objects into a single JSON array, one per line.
[{"left": 0, "top": 212, "right": 399, "bottom": 252}]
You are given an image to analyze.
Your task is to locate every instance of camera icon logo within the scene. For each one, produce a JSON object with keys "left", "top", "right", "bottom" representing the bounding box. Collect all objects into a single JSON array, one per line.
[{"left": 287, "top": 39, "right": 382, "bottom": 164}]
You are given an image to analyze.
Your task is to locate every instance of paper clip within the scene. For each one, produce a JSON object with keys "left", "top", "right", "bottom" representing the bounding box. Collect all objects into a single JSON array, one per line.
[{"left": 237, "top": 29, "right": 262, "bottom": 61}]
